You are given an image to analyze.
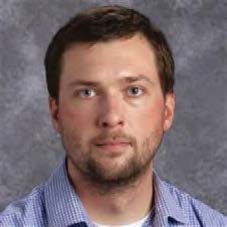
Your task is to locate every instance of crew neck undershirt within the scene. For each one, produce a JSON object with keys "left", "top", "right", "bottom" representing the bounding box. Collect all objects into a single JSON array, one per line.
[{"left": 94, "top": 211, "right": 151, "bottom": 227}]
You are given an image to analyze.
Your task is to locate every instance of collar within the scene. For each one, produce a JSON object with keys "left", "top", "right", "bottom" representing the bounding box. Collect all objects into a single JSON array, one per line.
[
  {"left": 152, "top": 171, "right": 189, "bottom": 226},
  {"left": 44, "top": 159, "right": 93, "bottom": 227}
]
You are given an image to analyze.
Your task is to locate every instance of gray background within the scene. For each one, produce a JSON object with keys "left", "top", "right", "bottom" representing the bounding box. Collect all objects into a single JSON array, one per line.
[{"left": 0, "top": 0, "right": 226, "bottom": 215}]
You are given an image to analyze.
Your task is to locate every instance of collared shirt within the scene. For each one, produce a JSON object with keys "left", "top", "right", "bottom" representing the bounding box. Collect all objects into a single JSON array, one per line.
[{"left": 0, "top": 159, "right": 226, "bottom": 227}]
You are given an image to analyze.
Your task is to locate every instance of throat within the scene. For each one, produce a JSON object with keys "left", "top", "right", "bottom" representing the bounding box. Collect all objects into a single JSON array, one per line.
[{"left": 88, "top": 180, "right": 154, "bottom": 226}]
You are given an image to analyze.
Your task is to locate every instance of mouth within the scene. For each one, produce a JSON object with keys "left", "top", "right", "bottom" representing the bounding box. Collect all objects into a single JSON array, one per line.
[{"left": 95, "top": 140, "right": 131, "bottom": 151}]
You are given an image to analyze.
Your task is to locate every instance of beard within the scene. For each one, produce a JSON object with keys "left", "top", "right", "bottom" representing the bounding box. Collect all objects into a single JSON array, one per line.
[{"left": 61, "top": 129, "right": 163, "bottom": 192}]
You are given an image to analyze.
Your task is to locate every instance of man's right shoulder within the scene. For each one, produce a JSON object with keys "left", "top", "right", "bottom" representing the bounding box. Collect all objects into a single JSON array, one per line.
[{"left": 0, "top": 184, "right": 47, "bottom": 227}]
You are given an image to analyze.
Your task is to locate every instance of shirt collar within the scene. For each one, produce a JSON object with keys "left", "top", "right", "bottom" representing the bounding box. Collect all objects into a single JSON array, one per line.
[
  {"left": 152, "top": 171, "right": 189, "bottom": 225},
  {"left": 44, "top": 158, "right": 93, "bottom": 227}
]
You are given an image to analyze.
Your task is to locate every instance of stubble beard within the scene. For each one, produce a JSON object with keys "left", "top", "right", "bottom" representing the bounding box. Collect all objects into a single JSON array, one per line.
[{"left": 61, "top": 130, "right": 163, "bottom": 193}]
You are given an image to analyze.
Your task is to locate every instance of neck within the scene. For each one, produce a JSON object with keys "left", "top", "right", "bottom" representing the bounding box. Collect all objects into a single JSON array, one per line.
[{"left": 67, "top": 159, "right": 154, "bottom": 226}]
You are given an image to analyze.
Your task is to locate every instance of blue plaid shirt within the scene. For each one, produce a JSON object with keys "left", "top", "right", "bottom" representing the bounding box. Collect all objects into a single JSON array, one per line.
[{"left": 1, "top": 159, "right": 226, "bottom": 227}]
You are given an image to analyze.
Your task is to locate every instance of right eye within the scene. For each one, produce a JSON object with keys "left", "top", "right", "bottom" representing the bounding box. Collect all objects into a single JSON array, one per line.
[{"left": 76, "top": 89, "right": 96, "bottom": 99}]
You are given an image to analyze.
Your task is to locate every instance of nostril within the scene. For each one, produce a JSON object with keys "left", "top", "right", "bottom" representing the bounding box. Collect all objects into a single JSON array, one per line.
[
  {"left": 102, "top": 122, "right": 109, "bottom": 127},
  {"left": 100, "top": 120, "right": 124, "bottom": 128}
]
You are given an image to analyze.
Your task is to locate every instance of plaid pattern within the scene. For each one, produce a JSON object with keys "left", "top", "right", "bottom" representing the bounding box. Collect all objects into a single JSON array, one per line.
[{"left": 1, "top": 158, "right": 226, "bottom": 227}]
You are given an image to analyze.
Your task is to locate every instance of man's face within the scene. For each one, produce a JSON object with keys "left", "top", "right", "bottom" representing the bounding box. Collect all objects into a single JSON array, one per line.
[{"left": 49, "top": 34, "right": 175, "bottom": 186}]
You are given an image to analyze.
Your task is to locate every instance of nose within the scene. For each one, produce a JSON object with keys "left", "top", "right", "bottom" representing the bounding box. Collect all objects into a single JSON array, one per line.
[{"left": 96, "top": 94, "right": 125, "bottom": 129}]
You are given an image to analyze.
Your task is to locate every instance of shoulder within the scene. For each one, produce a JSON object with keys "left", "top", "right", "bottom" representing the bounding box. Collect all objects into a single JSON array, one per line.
[
  {"left": 163, "top": 180, "right": 227, "bottom": 226},
  {"left": 0, "top": 184, "right": 47, "bottom": 227}
]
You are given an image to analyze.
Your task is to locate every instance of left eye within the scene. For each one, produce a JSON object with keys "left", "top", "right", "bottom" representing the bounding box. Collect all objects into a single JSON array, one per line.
[{"left": 127, "top": 86, "right": 143, "bottom": 97}]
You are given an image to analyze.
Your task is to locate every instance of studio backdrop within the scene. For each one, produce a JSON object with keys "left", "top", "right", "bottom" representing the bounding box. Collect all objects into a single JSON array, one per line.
[{"left": 0, "top": 0, "right": 226, "bottom": 214}]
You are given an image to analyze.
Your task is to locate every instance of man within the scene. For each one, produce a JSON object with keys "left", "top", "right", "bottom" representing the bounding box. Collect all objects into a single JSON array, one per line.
[{"left": 0, "top": 5, "right": 226, "bottom": 227}]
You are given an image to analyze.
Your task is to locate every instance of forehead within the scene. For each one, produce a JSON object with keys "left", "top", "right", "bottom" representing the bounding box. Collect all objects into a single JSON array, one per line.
[{"left": 60, "top": 34, "right": 159, "bottom": 84}]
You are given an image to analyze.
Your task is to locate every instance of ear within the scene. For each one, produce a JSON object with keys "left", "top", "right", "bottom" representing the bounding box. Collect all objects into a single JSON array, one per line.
[
  {"left": 48, "top": 97, "right": 61, "bottom": 133},
  {"left": 163, "top": 92, "right": 175, "bottom": 132}
]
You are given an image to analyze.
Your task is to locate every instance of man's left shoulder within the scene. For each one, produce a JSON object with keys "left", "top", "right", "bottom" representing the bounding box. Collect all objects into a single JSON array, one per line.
[{"left": 164, "top": 180, "right": 227, "bottom": 226}]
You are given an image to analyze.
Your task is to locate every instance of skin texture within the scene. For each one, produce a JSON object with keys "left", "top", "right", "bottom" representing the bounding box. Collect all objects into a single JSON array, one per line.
[{"left": 49, "top": 33, "right": 175, "bottom": 225}]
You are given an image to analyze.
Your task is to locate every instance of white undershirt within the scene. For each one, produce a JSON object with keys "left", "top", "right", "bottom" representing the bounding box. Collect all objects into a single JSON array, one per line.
[{"left": 94, "top": 211, "right": 150, "bottom": 227}]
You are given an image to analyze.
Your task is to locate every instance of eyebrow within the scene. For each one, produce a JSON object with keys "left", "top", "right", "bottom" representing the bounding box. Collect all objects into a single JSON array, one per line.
[
  {"left": 68, "top": 74, "right": 154, "bottom": 88},
  {"left": 121, "top": 75, "right": 154, "bottom": 84}
]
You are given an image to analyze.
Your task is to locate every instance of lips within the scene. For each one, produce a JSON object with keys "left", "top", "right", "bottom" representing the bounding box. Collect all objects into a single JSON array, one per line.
[
  {"left": 94, "top": 138, "right": 131, "bottom": 154},
  {"left": 95, "top": 140, "right": 130, "bottom": 146}
]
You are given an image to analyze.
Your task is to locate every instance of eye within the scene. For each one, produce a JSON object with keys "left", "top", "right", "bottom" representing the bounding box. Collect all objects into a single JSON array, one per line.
[
  {"left": 127, "top": 86, "right": 144, "bottom": 97},
  {"left": 77, "top": 88, "right": 96, "bottom": 98}
]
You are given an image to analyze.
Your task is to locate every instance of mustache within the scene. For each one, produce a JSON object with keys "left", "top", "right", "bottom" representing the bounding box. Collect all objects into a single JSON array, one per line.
[{"left": 91, "top": 131, "right": 136, "bottom": 146}]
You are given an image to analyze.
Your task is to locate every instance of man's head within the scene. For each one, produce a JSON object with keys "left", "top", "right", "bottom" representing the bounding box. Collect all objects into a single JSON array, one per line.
[{"left": 45, "top": 5, "right": 175, "bottom": 189}]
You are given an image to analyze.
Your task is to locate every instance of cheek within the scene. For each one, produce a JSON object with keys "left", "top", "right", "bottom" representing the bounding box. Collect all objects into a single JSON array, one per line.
[
  {"left": 130, "top": 98, "right": 165, "bottom": 135},
  {"left": 58, "top": 104, "right": 94, "bottom": 135}
]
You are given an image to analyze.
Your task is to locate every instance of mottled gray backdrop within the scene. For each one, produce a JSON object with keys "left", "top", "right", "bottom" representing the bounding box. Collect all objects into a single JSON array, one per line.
[{"left": 0, "top": 0, "right": 226, "bottom": 214}]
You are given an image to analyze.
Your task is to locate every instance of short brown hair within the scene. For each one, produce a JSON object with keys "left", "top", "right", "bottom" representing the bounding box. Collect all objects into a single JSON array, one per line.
[{"left": 44, "top": 5, "right": 175, "bottom": 100}]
